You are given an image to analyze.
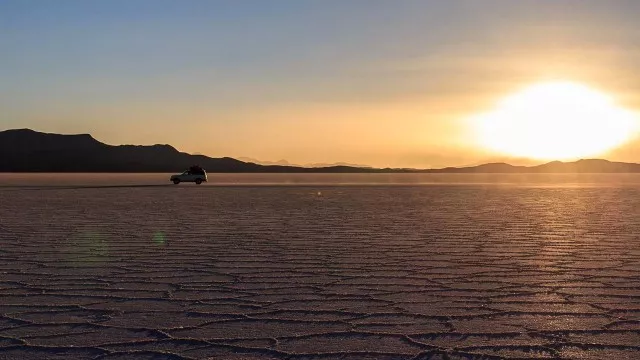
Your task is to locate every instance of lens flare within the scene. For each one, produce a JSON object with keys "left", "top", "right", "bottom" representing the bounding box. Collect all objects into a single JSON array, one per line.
[{"left": 153, "top": 231, "right": 167, "bottom": 246}]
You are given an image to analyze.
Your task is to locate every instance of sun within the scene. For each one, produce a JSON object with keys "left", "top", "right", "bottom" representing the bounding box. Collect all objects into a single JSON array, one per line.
[{"left": 472, "top": 81, "right": 638, "bottom": 160}]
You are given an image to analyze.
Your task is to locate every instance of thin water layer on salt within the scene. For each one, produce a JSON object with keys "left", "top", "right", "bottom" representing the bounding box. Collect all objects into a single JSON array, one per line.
[{"left": 1, "top": 174, "right": 640, "bottom": 359}]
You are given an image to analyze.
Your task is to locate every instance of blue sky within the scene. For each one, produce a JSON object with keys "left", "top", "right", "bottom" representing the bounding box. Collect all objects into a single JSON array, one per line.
[{"left": 2, "top": 1, "right": 640, "bottom": 167}]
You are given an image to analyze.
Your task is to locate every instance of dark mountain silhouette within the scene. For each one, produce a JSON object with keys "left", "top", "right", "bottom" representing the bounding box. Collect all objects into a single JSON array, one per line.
[
  {"left": 0, "top": 129, "right": 371, "bottom": 173},
  {"left": 1, "top": 129, "right": 640, "bottom": 173}
]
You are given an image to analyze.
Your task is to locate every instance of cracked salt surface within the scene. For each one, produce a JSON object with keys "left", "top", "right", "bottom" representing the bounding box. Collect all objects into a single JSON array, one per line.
[{"left": 1, "top": 174, "right": 640, "bottom": 359}]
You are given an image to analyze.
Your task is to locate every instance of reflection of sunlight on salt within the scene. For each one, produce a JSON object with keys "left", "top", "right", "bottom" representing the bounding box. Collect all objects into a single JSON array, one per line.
[{"left": 153, "top": 231, "right": 167, "bottom": 246}]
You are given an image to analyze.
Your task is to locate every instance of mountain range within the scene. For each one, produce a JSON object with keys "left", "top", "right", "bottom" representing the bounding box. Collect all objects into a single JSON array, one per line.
[
  {"left": 1, "top": 129, "right": 640, "bottom": 173},
  {"left": 237, "top": 157, "right": 373, "bottom": 168}
]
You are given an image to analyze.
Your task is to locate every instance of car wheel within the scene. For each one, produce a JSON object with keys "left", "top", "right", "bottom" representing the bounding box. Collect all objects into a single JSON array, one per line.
[
  {"left": 173, "top": 179, "right": 180, "bottom": 184},
  {"left": 195, "top": 179, "right": 202, "bottom": 185}
]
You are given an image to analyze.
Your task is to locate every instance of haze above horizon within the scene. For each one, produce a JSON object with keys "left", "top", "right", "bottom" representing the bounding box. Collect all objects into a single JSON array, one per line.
[{"left": 3, "top": 1, "right": 640, "bottom": 168}]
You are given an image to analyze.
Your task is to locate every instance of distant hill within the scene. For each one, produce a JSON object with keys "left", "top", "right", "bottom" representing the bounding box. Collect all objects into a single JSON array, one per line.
[
  {"left": 425, "top": 159, "right": 640, "bottom": 173},
  {"left": 238, "top": 157, "right": 373, "bottom": 169},
  {"left": 1, "top": 129, "right": 640, "bottom": 173},
  {"left": 237, "top": 157, "right": 294, "bottom": 166},
  {"left": 306, "top": 162, "right": 373, "bottom": 169}
]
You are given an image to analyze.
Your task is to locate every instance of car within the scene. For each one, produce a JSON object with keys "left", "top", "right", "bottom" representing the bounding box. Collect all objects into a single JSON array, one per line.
[{"left": 170, "top": 166, "right": 207, "bottom": 185}]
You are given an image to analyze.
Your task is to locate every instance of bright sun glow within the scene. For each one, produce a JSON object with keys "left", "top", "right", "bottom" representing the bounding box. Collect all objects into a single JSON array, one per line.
[{"left": 473, "top": 81, "right": 639, "bottom": 160}]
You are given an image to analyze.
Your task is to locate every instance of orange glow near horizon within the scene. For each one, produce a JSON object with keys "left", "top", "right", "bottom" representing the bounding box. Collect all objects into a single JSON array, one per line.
[{"left": 471, "top": 81, "right": 640, "bottom": 161}]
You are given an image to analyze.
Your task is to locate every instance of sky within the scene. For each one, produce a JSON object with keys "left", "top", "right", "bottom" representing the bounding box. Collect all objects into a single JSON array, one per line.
[{"left": 2, "top": 0, "right": 640, "bottom": 168}]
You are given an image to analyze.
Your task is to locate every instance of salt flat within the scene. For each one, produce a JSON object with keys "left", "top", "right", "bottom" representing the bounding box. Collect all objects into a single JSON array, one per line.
[{"left": 1, "top": 174, "right": 640, "bottom": 359}]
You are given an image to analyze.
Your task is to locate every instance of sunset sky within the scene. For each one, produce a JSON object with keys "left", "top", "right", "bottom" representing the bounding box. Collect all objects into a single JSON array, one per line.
[{"left": 2, "top": 0, "right": 640, "bottom": 168}]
